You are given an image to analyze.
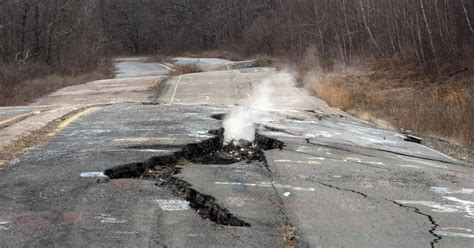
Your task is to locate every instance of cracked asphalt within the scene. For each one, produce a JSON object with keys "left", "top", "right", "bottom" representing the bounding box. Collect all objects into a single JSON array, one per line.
[{"left": 1, "top": 58, "right": 473, "bottom": 247}]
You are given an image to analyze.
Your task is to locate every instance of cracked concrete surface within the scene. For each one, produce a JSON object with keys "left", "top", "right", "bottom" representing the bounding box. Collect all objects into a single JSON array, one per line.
[{"left": 0, "top": 58, "right": 473, "bottom": 247}]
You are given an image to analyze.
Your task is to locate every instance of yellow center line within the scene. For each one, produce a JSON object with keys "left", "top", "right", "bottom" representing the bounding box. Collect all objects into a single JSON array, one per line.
[
  {"left": 169, "top": 76, "right": 182, "bottom": 104},
  {"left": 48, "top": 107, "right": 98, "bottom": 137}
]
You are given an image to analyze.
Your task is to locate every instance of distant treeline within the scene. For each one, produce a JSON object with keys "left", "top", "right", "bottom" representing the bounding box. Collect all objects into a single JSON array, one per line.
[{"left": 1, "top": 0, "right": 472, "bottom": 70}]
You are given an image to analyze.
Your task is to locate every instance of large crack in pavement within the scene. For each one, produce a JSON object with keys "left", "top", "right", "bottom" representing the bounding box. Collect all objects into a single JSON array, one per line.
[
  {"left": 389, "top": 200, "right": 442, "bottom": 248},
  {"left": 302, "top": 176, "right": 442, "bottom": 248},
  {"left": 103, "top": 128, "right": 284, "bottom": 228}
]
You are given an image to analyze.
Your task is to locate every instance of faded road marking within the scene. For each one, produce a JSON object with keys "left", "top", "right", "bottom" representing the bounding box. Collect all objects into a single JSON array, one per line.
[
  {"left": 215, "top": 181, "right": 315, "bottom": 192},
  {"left": 156, "top": 199, "right": 190, "bottom": 211},
  {"left": 95, "top": 213, "right": 127, "bottom": 224},
  {"left": 169, "top": 76, "right": 183, "bottom": 104},
  {"left": 397, "top": 196, "right": 474, "bottom": 218},
  {"left": 49, "top": 107, "right": 98, "bottom": 137},
  {"left": 431, "top": 187, "right": 474, "bottom": 195},
  {"left": 80, "top": 172, "right": 107, "bottom": 178},
  {"left": 224, "top": 197, "right": 247, "bottom": 207},
  {"left": 441, "top": 227, "right": 472, "bottom": 232},
  {"left": 113, "top": 137, "right": 175, "bottom": 143},
  {"left": 434, "top": 231, "right": 474, "bottom": 239},
  {"left": 400, "top": 164, "right": 423, "bottom": 169},
  {"left": 0, "top": 221, "right": 11, "bottom": 230},
  {"left": 275, "top": 159, "right": 321, "bottom": 165},
  {"left": 344, "top": 157, "right": 384, "bottom": 165}
]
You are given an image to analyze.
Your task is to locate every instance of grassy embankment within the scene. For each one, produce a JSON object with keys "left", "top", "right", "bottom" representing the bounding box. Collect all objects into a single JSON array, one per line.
[{"left": 304, "top": 58, "right": 473, "bottom": 149}]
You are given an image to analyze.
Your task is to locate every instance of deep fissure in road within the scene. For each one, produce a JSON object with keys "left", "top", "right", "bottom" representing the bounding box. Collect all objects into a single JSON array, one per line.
[{"left": 104, "top": 128, "right": 284, "bottom": 227}]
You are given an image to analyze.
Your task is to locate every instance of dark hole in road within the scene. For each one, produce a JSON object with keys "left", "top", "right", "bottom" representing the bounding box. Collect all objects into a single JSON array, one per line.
[
  {"left": 210, "top": 113, "right": 226, "bottom": 121},
  {"left": 104, "top": 128, "right": 284, "bottom": 227}
]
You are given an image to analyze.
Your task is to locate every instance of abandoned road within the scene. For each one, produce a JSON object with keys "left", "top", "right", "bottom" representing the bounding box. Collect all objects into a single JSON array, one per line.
[{"left": 1, "top": 58, "right": 473, "bottom": 247}]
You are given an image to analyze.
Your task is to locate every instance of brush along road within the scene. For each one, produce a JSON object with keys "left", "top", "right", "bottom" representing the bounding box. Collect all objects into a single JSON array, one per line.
[{"left": 0, "top": 58, "right": 473, "bottom": 247}]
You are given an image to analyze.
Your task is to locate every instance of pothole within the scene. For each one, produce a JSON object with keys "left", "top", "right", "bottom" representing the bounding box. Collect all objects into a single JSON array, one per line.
[{"left": 104, "top": 128, "right": 284, "bottom": 227}]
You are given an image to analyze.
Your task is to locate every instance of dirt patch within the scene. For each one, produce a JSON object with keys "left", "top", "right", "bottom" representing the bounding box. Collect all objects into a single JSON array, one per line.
[
  {"left": 280, "top": 225, "right": 298, "bottom": 248},
  {"left": 104, "top": 128, "right": 284, "bottom": 226},
  {"left": 173, "top": 65, "right": 204, "bottom": 75}
]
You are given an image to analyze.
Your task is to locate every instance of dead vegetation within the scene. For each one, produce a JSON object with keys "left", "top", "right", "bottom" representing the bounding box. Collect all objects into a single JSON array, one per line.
[
  {"left": 0, "top": 63, "right": 113, "bottom": 106},
  {"left": 173, "top": 64, "right": 204, "bottom": 75},
  {"left": 304, "top": 57, "right": 474, "bottom": 149},
  {"left": 280, "top": 225, "right": 298, "bottom": 248}
]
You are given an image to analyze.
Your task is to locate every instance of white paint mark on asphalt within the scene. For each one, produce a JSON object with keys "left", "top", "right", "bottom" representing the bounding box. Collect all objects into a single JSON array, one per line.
[
  {"left": 0, "top": 221, "right": 11, "bottom": 230},
  {"left": 215, "top": 181, "right": 315, "bottom": 192},
  {"left": 169, "top": 76, "right": 183, "bottom": 104},
  {"left": 283, "top": 192, "right": 291, "bottom": 197},
  {"left": 344, "top": 157, "right": 362, "bottom": 163},
  {"left": 343, "top": 157, "right": 384, "bottom": 165},
  {"left": 115, "top": 231, "right": 139, "bottom": 235},
  {"left": 397, "top": 196, "right": 474, "bottom": 218},
  {"left": 359, "top": 136, "right": 396, "bottom": 144},
  {"left": 156, "top": 199, "right": 191, "bottom": 211},
  {"left": 400, "top": 164, "right": 423, "bottom": 169},
  {"left": 309, "top": 157, "right": 326, "bottom": 161},
  {"left": 399, "top": 156, "right": 448, "bottom": 169},
  {"left": 305, "top": 131, "right": 333, "bottom": 138},
  {"left": 434, "top": 231, "right": 474, "bottom": 239},
  {"left": 431, "top": 187, "right": 474, "bottom": 195},
  {"left": 95, "top": 213, "right": 127, "bottom": 224},
  {"left": 80, "top": 172, "right": 107, "bottom": 178},
  {"left": 396, "top": 200, "right": 458, "bottom": 212},
  {"left": 204, "top": 96, "right": 210, "bottom": 100},
  {"left": 441, "top": 227, "right": 472, "bottom": 232},
  {"left": 275, "top": 159, "right": 321, "bottom": 165},
  {"left": 224, "top": 197, "right": 247, "bottom": 207},
  {"left": 135, "top": 149, "right": 170, "bottom": 153},
  {"left": 113, "top": 137, "right": 175, "bottom": 142},
  {"left": 368, "top": 161, "right": 385, "bottom": 165}
]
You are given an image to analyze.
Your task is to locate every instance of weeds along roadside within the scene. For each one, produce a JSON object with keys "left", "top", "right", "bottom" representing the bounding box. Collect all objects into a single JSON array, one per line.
[{"left": 301, "top": 58, "right": 473, "bottom": 149}]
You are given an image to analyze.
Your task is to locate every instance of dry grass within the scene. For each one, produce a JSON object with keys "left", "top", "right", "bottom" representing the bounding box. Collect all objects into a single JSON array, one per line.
[
  {"left": 173, "top": 64, "right": 204, "bottom": 75},
  {"left": 307, "top": 59, "right": 474, "bottom": 148},
  {"left": 0, "top": 63, "right": 112, "bottom": 106},
  {"left": 279, "top": 225, "right": 298, "bottom": 248},
  {"left": 179, "top": 50, "right": 248, "bottom": 61}
]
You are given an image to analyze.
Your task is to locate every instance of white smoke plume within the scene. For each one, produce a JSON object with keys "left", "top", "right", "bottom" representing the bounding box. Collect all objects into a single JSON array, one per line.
[{"left": 223, "top": 73, "right": 295, "bottom": 145}]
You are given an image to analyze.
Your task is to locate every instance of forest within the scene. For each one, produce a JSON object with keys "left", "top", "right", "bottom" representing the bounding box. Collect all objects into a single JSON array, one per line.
[{"left": 1, "top": 0, "right": 472, "bottom": 69}]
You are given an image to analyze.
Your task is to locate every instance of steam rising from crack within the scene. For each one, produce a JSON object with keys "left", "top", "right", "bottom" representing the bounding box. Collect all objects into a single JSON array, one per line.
[{"left": 223, "top": 73, "right": 295, "bottom": 145}]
